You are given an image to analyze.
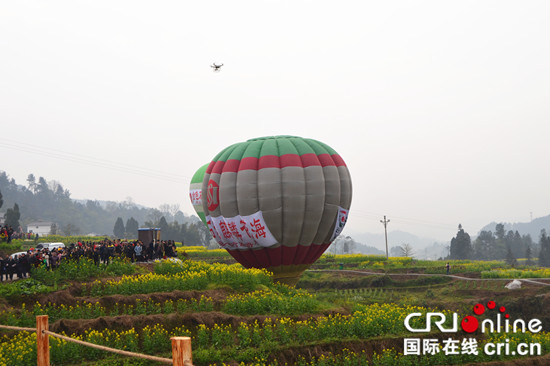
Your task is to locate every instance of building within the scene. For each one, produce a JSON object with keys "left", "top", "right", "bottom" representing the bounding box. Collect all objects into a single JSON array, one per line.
[{"left": 26, "top": 221, "right": 54, "bottom": 236}]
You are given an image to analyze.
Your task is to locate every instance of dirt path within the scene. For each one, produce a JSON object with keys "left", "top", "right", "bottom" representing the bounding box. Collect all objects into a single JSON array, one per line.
[{"left": 308, "top": 270, "right": 550, "bottom": 286}]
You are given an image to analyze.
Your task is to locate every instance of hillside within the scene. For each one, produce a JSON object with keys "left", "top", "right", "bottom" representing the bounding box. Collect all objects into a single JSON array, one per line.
[
  {"left": 481, "top": 216, "right": 550, "bottom": 240},
  {"left": 0, "top": 171, "right": 203, "bottom": 242}
]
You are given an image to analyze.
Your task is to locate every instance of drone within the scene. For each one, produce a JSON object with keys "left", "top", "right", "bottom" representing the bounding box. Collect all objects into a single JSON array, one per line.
[{"left": 211, "top": 63, "right": 224, "bottom": 72}]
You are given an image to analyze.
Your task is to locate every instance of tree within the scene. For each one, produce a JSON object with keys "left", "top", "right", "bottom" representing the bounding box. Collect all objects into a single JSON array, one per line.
[
  {"left": 389, "top": 246, "right": 402, "bottom": 257},
  {"left": 495, "top": 223, "right": 505, "bottom": 240},
  {"left": 63, "top": 223, "right": 80, "bottom": 236},
  {"left": 37, "top": 177, "right": 49, "bottom": 194},
  {"left": 4, "top": 203, "right": 21, "bottom": 229},
  {"left": 505, "top": 246, "right": 517, "bottom": 267},
  {"left": 400, "top": 243, "right": 415, "bottom": 257},
  {"left": 538, "top": 230, "right": 550, "bottom": 267},
  {"left": 26, "top": 174, "right": 37, "bottom": 193},
  {"left": 169, "top": 204, "right": 181, "bottom": 218},
  {"left": 147, "top": 209, "right": 163, "bottom": 226},
  {"left": 473, "top": 230, "right": 495, "bottom": 260},
  {"left": 125, "top": 217, "right": 139, "bottom": 238},
  {"left": 0, "top": 189, "right": 3, "bottom": 209},
  {"left": 158, "top": 216, "right": 169, "bottom": 236},
  {"left": 113, "top": 217, "right": 125, "bottom": 238},
  {"left": 450, "top": 224, "right": 472, "bottom": 260},
  {"left": 525, "top": 245, "right": 533, "bottom": 266}
]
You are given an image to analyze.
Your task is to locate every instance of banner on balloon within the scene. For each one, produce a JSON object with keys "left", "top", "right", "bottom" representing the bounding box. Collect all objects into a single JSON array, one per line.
[
  {"left": 206, "top": 211, "right": 278, "bottom": 249},
  {"left": 330, "top": 207, "right": 349, "bottom": 242},
  {"left": 189, "top": 189, "right": 202, "bottom": 206}
]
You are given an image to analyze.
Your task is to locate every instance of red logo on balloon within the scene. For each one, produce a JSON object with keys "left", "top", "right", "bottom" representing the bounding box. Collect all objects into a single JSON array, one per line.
[{"left": 206, "top": 179, "right": 220, "bottom": 211}]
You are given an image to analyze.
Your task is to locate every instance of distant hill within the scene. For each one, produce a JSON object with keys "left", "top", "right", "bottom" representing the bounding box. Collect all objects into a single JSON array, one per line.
[
  {"left": 0, "top": 170, "right": 199, "bottom": 238},
  {"left": 342, "top": 229, "right": 447, "bottom": 259},
  {"left": 480, "top": 215, "right": 550, "bottom": 240}
]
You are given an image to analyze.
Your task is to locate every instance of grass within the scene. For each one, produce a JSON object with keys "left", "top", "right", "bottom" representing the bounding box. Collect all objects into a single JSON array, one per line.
[{"left": 1, "top": 247, "right": 550, "bottom": 365}]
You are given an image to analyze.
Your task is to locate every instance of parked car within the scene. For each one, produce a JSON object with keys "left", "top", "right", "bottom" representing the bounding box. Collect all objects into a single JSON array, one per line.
[
  {"left": 10, "top": 251, "right": 29, "bottom": 258},
  {"left": 36, "top": 242, "right": 66, "bottom": 251}
]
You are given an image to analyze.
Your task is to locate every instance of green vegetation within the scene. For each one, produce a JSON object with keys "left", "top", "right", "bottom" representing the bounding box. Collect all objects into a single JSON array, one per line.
[{"left": 1, "top": 251, "right": 550, "bottom": 365}]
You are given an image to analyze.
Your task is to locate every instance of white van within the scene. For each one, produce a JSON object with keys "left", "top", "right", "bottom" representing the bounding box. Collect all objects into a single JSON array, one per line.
[
  {"left": 36, "top": 242, "right": 66, "bottom": 250},
  {"left": 10, "top": 251, "right": 29, "bottom": 259}
]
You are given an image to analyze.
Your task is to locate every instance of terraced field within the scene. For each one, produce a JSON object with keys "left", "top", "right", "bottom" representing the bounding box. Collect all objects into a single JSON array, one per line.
[{"left": 1, "top": 249, "right": 550, "bottom": 365}]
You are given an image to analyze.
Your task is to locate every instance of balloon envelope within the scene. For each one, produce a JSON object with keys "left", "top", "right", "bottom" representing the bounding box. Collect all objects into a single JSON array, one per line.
[
  {"left": 200, "top": 135, "right": 352, "bottom": 284},
  {"left": 189, "top": 163, "right": 209, "bottom": 226}
]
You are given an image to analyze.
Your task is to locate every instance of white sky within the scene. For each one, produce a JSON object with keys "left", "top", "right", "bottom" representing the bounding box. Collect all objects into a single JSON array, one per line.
[{"left": 1, "top": 1, "right": 549, "bottom": 241}]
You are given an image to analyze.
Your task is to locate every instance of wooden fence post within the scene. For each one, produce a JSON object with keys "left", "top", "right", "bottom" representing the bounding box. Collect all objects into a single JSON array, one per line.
[
  {"left": 36, "top": 315, "right": 49, "bottom": 366},
  {"left": 171, "top": 336, "right": 192, "bottom": 366}
]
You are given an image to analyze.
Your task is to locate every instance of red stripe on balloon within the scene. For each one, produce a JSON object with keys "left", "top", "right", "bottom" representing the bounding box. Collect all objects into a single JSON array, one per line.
[
  {"left": 294, "top": 244, "right": 311, "bottom": 265},
  {"left": 268, "top": 246, "right": 283, "bottom": 267},
  {"left": 305, "top": 243, "right": 327, "bottom": 264},
  {"left": 252, "top": 248, "right": 271, "bottom": 268},
  {"left": 205, "top": 160, "right": 217, "bottom": 174},
  {"left": 300, "top": 153, "right": 321, "bottom": 167},
  {"left": 331, "top": 154, "right": 346, "bottom": 167},
  {"left": 310, "top": 243, "right": 331, "bottom": 263},
  {"left": 259, "top": 155, "right": 281, "bottom": 169},
  {"left": 238, "top": 157, "right": 259, "bottom": 171},
  {"left": 280, "top": 154, "right": 303, "bottom": 167},
  {"left": 303, "top": 244, "right": 317, "bottom": 264},
  {"left": 210, "top": 160, "right": 226, "bottom": 175},
  {"left": 233, "top": 249, "right": 256, "bottom": 268},
  {"left": 220, "top": 159, "right": 240, "bottom": 173},
  {"left": 281, "top": 245, "right": 298, "bottom": 266},
  {"left": 227, "top": 249, "right": 251, "bottom": 268},
  {"left": 209, "top": 153, "right": 341, "bottom": 172},
  {"left": 317, "top": 154, "right": 336, "bottom": 167},
  {"left": 225, "top": 249, "right": 245, "bottom": 267}
]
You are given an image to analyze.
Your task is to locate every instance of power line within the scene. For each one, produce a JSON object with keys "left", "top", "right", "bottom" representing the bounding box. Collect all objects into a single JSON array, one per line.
[{"left": 1, "top": 139, "right": 192, "bottom": 184}]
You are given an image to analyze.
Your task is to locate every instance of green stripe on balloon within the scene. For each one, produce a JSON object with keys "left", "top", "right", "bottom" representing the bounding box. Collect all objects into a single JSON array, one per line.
[{"left": 189, "top": 163, "right": 209, "bottom": 226}]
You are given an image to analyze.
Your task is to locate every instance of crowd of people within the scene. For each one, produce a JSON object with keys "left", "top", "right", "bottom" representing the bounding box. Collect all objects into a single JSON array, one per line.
[
  {"left": 0, "top": 224, "right": 37, "bottom": 243},
  {"left": 0, "top": 239, "right": 179, "bottom": 282}
]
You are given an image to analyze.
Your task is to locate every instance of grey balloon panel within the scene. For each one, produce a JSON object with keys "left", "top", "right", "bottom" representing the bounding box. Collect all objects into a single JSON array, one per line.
[
  {"left": 297, "top": 166, "right": 325, "bottom": 245},
  {"left": 316, "top": 203, "right": 340, "bottom": 244},
  {"left": 236, "top": 170, "right": 259, "bottom": 216},
  {"left": 312, "top": 166, "right": 341, "bottom": 244},
  {"left": 257, "top": 168, "right": 282, "bottom": 211},
  {"left": 257, "top": 168, "right": 283, "bottom": 242},
  {"left": 321, "top": 166, "right": 352, "bottom": 244},
  {"left": 338, "top": 166, "right": 353, "bottom": 210},
  {"left": 261, "top": 206, "right": 283, "bottom": 244},
  {"left": 219, "top": 171, "right": 239, "bottom": 218},
  {"left": 281, "top": 166, "right": 306, "bottom": 247}
]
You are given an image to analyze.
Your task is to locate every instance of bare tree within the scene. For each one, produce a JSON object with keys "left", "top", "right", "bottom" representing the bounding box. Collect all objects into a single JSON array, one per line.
[
  {"left": 148, "top": 209, "right": 163, "bottom": 226},
  {"left": 169, "top": 204, "right": 181, "bottom": 218},
  {"left": 400, "top": 243, "right": 415, "bottom": 257},
  {"left": 159, "top": 204, "right": 171, "bottom": 215}
]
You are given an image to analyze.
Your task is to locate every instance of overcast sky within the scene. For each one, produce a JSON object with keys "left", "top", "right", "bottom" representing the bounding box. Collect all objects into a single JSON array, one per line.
[{"left": 1, "top": 1, "right": 549, "bottom": 242}]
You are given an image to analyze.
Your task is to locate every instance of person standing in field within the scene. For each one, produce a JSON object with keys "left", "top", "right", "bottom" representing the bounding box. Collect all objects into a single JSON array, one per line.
[{"left": 446, "top": 262, "right": 451, "bottom": 275}]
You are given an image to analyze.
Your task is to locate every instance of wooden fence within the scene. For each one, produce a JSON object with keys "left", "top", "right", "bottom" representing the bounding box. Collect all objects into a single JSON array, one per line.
[{"left": 0, "top": 315, "right": 193, "bottom": 366}]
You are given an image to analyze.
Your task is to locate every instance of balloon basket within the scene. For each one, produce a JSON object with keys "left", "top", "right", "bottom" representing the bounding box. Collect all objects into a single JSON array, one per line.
[{"left": 268, "top": 264, "right": 311, "bottom": 287}]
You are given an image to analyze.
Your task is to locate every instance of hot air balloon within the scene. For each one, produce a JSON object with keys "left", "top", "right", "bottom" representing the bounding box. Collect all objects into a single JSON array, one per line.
[
  {"left": 189, "top": 163, "right": 209, "bottom": 226},
  {"left": 198, "top": 135, "right": 352, "bottom": 285}
]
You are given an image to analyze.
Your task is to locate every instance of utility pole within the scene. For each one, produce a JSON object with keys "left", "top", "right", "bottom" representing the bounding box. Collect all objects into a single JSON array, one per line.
[{"left": 380, "top": 215, "right": 390, "bottom": 259}]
